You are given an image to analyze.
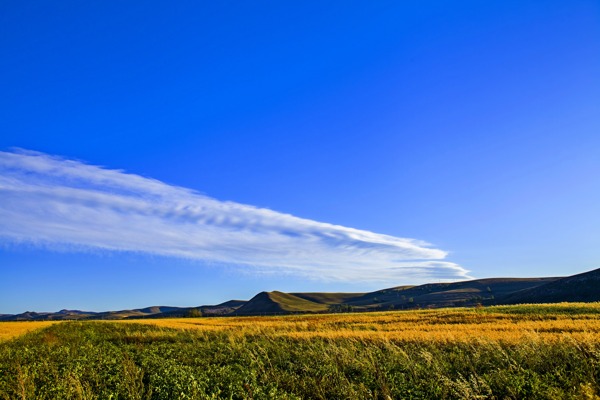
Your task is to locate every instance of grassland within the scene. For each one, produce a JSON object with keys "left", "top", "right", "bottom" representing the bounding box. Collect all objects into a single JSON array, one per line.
[{"left": 1, "top": 303, "right": 599, "bottom": 399}]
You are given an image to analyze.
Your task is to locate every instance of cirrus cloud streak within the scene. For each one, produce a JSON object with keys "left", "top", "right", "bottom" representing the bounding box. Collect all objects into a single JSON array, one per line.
[{"left": 0, "top": 149, "right": 470, "bottom": 282}]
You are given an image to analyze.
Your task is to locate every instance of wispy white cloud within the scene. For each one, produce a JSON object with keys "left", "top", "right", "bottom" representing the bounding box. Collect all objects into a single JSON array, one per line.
[{"left": 0, "top": 149, "right": 470, "bottom": 282}]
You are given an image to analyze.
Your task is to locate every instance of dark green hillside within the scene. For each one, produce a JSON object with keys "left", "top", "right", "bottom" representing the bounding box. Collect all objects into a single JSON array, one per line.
[
  {"left": 101, "top": 306, "right": 188, "bottom": 320},
  {"left": 291, "top": 292, "right": 365, "bottom": 305},
  {"left": 234, "top": 291, "right": 329, "bottom": 315},
  {"left": 200, "top": 300, "right": 247, "bottom": 316},
  {"left": 137, "top": 306, "right": 183, "bottom": 314},
  {"left": 342, "top": 278, "right": 559, "bottom": 310},
  {"left": 0, "top": 310, "right": 98, "bottom": 321},
  {"left": 234, "top": 277, "right": 563, "bottom": 315},
  {"left": 502, "top": 267, "right": 600, "bottom": 304}
]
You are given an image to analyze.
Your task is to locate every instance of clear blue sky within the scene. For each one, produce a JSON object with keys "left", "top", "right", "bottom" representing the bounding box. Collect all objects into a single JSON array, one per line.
[{"left": 1, "top": 1, "right": 599, "bottom": 314}]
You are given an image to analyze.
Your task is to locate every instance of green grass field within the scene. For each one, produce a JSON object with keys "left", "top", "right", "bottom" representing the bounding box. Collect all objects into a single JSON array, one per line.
[{"left": 1, "top": 304, "right": 600, "bottom": 399}]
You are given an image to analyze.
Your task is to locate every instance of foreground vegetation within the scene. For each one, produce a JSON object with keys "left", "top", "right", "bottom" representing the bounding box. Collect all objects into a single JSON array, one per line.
[{"left": 1, "top": 304, "right": 600, "bottom": 399}]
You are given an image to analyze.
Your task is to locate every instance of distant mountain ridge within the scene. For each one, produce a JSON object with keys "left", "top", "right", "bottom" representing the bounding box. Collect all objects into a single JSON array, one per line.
[{"left": 2, "top": 268, "right": 599, "bottom": 321}]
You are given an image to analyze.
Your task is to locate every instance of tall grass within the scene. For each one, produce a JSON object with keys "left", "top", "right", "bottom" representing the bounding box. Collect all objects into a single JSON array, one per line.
[{"left": 1, "top": 304, "right": 599, "bottom": 399}]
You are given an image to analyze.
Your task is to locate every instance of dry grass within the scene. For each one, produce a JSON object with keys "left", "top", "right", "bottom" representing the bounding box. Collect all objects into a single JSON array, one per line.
[
  {"left": 119, "top": 302, "right": 600, "bottom": 344},
  {"left": 3, "top": 303, "right": 599, "bottom": 344},
  {"left": 0, "top": 321, "right": 58, "bottom": 341}
]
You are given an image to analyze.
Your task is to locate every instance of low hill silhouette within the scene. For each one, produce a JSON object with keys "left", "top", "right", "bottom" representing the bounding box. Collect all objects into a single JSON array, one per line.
[
  {"left": 233, "top": 291, "right": 329, "bottom": 315},
  {"left": 2, "top": 268, "right": 598, "bottom": 320},
  {"left": 501, "top": 268, "right": 600, "bottom": 304}
]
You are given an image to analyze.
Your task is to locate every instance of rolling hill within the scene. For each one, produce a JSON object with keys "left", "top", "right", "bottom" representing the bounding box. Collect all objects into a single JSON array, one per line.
[
  {"left": 233, "top": 291, "right": 329, "bottom": 315},
  {"left": 2, "top": 268, "right": 598, "bottom": 320},
  {"left": 501, "top": 268, "right": 600, "bottom": 304}
]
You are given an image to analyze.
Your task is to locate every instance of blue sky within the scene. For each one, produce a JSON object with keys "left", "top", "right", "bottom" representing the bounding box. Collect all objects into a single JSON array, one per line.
[{"left": 1, "top": 1, "right": 599, "bottom": 314}]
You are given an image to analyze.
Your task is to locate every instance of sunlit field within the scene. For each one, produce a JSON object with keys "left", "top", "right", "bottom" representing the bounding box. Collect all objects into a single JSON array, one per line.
[
  {"left": 0, "top": 321, "right": 58, "bottom": 342},
  {"left": 123, "top": 302, "right": 600, "bottom": 343},
  {"left": 1, "top": 303, "right": 599, "bottom": 399}
]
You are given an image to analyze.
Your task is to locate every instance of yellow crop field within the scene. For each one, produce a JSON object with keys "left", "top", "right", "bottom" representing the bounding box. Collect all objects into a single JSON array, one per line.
[
  {"left": 117, "top": 302, "right": 600, "bottom": 344},
  {"left": 3, "top": 303, "right": 599, "bottom": 345},
  {"left": 0, "top": 321, "right": 58, "bottom": 341}
]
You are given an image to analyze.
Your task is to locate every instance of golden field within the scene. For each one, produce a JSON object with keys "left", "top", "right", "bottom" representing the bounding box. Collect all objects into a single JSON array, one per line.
[
  {"left": 130, "top": 303, "right": 600, "bottom": 343},
  {"left": 3, "top": 302, "right": 599, "bottom": 344},
  {"left": 0, "top": 321, "right": 58, "bottom": 341}
]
